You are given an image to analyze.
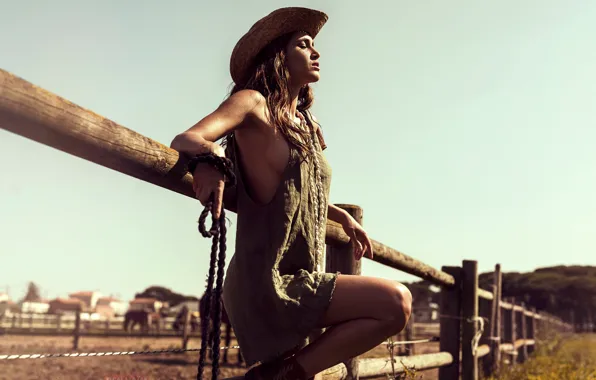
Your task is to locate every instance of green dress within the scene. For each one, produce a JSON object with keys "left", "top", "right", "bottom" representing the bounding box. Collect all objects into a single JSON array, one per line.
[{"left": 221, "top": 128, "right": 339, "bottom": 367}]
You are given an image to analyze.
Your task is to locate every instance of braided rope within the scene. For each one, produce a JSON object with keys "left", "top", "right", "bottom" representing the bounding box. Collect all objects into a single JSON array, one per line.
[
  {"left": 189, "top": 153, "right": 235, "bottom": 380},
  {"left": 188, "top": 155, "right": 236, "bottom": 187},
  {"left": 469, "top": 316, "right": 485, "bottom": 357},
  {"left": 296, "top": 112, "right": 325, "bottom": 272}
]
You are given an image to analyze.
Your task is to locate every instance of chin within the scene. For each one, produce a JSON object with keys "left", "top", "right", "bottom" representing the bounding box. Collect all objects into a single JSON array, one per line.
[{"left": 306, "top": 72, "right": 321, "bottom": 83}]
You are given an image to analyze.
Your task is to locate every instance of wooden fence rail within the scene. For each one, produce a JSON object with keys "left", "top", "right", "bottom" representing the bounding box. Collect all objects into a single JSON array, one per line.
[{"left": 0, "top": 68, "right": 573, "bottom": 380}]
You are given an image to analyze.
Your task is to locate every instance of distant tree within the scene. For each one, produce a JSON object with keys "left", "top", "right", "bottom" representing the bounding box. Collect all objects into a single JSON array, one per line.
[
  {"left": 19, "top": 282, "right": 42, "bottom": 303},
  {"left": 478, "top": 265, "right": 596, "bottom": 325},
  {"left": 134, "top": 286, "right": 199, "bottom": 308}
]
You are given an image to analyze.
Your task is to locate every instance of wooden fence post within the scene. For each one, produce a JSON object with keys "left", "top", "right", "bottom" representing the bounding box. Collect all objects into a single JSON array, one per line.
[
  {"left": 462, "top": 260, "right": 479, "bottom": 380},
  {"left": 326, "top": 204, "right": 362, "bottom": 380},
  {"left": 73, "top": 310, "right": 81, "bottom": 350},
  {"left": 517, "top": 302, "right": 527, "bottom": 363},
  {"left": 527, "top": 307, "right": 536, "bottom": 355},
  {"left": 507, "top": 298, "right": 517, "bottom": 366},
  {"left": 438, "top": 266, "right": 462, "bottom": 380},
  {"left": 479, "top": 294, "right": 492, "bottom": 378},
  {"left": 479, "top": 264, "right": 501, "bottom": 379},
  {"left": 405, "top": 312, "right": 414, "bottom": 356},
  {"left": 396, "top": 329, "right": 405, "bottom": 356},
  {"left": 489, "top": 264, "right": 502, "bottom": 374},
  {"left": 182, "top": 308, "right": 191, "bottom": 350}
]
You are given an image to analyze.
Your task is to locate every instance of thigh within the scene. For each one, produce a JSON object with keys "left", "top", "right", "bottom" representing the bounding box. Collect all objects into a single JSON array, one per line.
[{"left": 315, "top": 274, "right": 411, "bottom": 328}]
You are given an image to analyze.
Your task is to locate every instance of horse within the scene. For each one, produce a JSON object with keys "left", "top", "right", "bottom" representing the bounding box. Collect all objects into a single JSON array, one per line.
[
  {"left": 123, "top": 307, "right": 168, "bottom": 333},
  {"left": 172, "top": 305, "right": 200, "bottom": 332}
]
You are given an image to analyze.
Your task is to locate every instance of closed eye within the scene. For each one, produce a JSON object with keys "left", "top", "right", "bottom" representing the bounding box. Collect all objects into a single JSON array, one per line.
[{"left": 298, "top": 38, "right": 314, "bottom": 49}]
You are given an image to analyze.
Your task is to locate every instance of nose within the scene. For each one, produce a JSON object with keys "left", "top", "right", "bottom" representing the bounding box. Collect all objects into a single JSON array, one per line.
[{"left": 311, "top": 47, "right": 320, "bottom": 60}]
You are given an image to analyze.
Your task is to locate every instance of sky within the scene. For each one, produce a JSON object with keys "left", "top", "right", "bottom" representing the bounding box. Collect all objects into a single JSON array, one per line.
[{"left": 1, "top": 0, "right": 595, "bottom": 303}]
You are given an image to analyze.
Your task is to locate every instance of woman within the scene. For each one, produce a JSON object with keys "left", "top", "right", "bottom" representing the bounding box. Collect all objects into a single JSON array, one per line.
[{"left": 170, "top": 7, "right": 413, "bottom": 380}]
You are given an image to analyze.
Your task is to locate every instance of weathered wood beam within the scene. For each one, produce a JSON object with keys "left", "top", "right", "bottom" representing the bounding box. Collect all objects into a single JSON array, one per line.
[
  {"left": 461, "top": 260, "right": 479, "bottom": 380},
  {"left": 0, "top": 68, "right": 210, "bottom": 206},
  {"left": 358, "top": 353, "right": 454, "bottom": 378},
  {"left": 499, "top": 343, "right": 513, "bottom": 353},
  {"left": 439, "top": 266, "right": 461, "bottom": 380},
  {"left": 477, "top": 288, "right": 494, "bottom": 301},
  {"left": 326, "top": 222, "right": 455, "bottom": 287},
  {"left": 222, "top": 352, "right": 454, "bottom": 380},
  {"left": 0, "top": 68, "right": 455, "bottom": 287},
  {"left": 500, "top": 302, "right": 513, "bottom": 310},
  {"left": 325, "top": 204, "right": 363, "bottom": 379},
  {"left": 476, "top": 344, "right": 490, "bottom": 358},
  {"left": 499, "top": 339, "right": 535, "bottom": 354}
]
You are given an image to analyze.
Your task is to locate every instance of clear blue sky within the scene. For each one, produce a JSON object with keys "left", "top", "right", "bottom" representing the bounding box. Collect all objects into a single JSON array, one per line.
[{"left": 1, "top": 0, "right": 595, "bottom": 302}]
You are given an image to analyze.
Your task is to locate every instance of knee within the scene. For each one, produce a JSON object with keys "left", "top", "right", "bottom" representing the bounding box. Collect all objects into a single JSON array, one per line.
[
  {"left": 397, "top": 283, "right": 413, "bottom": 320},
  {"left": 382, "top": 282, "right": 413, "bottom": 333}
]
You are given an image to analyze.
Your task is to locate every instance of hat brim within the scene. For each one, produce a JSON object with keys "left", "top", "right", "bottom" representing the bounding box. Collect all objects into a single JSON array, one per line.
[{"left": 230, "top": 7, "right": 328, "bottom": 85}]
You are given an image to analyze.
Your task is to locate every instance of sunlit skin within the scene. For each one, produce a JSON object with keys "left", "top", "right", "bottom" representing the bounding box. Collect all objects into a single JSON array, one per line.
[{"left": 170, "top": 30, "right": 412, "bottom": 379}]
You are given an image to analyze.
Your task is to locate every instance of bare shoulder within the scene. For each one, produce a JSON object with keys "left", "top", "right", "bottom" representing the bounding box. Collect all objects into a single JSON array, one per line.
[
  {"left": 222, "top": 89, "right": 266, "bottom": 118},
  {"left": 226, "top": 90, "right": 276, "bottom": 133},
  {"left": 226, "top": 89, "right": 265, "bottom": 107}
]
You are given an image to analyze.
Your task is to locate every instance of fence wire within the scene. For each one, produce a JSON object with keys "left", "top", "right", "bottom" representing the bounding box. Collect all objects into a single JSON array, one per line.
[{"left": 0, "top": 337, "right": 440, "bottom": 361}]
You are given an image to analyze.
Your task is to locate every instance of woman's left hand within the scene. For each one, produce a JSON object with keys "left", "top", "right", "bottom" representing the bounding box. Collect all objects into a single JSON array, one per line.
[{"left": 340, "top": 213, "right": 374, "bottom": 260}]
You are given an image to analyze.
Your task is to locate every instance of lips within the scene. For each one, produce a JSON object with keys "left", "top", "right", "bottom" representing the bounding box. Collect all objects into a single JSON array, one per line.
[{"left": 311, "top": 62, "right": 320, "bottom": 70}]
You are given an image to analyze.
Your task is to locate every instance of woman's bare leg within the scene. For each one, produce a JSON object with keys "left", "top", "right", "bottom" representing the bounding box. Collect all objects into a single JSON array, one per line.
[{"left": 293, "top": 274, "right": 412, "bottom": 378}]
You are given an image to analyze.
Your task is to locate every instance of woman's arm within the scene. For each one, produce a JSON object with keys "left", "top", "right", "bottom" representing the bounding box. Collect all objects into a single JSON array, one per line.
[
  {"left": 170, "top": 89, "right": 265, "bottom": 156},
  {"left": 170, "top": 89, "right": 265, "bottom": 217},
  {"left": 327, "top": 203, "right": 350, "bottom": 224},
  {"left": 327, "top": 203, "right": 374, "bottom": 260}
]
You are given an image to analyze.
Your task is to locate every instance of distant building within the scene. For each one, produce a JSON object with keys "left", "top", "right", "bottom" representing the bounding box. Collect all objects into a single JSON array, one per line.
[
  {"left": 21, "top": 300, "right": 50, "bottom": 314},
  {"left": 128, "top": 297, "right": 165, "bottom": 312},
  {"left": 5, "top": 301, "right": 20, "bottom": 314},
  {"left": 0, "top": 292, "right": 9, "bottom": 303},
  {"left": 69, "top": 291, "right": 102, "bottom": 310},
  {"left": 95, "top": 296, "right": 128, "bottom": 318},
  {"left": 413, "top": 302, "right": 439, "bottom": 323},
  {"left": 48, "top": 298, "right": 85, "bottom": 315}
]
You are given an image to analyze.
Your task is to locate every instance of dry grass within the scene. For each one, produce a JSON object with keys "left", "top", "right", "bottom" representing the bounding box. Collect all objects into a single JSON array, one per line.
[{"left": 485, "top": 333, "right": 596, "bottom": 380}]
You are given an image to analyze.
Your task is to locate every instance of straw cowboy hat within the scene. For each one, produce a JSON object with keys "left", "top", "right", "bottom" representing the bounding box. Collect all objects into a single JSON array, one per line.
[{"left": 230, "top": 7, "right": 328, "bottom": 85}]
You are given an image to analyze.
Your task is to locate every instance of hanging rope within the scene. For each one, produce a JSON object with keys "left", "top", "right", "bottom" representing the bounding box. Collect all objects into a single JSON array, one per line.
[
  {"left": 468, "top": 316, "right": 484, "bottom": 357},
  {"left": 188, "top": 153, "right": 236, "bottom": 380},
  {"left": 439, "top": 314, "right": 487, "bottom": 357}
]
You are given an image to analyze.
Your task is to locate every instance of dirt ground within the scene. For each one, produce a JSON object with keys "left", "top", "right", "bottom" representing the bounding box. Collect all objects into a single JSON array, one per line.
[{"left": 0, "top": 334, "right": 440, "bottom": 379}]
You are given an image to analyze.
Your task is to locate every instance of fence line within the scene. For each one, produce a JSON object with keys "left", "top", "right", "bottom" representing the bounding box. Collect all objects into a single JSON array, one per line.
[
  {"left": 0, "top": 68, "right": 573, "bottom": 380},
  {"left": 0, "top": 312, "right": 437, "bottom": 339}
]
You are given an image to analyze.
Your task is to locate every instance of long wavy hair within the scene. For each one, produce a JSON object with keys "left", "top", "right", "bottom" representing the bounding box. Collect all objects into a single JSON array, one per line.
[{"left": 222, "top": 32, "right": 319, "bottom": 158}]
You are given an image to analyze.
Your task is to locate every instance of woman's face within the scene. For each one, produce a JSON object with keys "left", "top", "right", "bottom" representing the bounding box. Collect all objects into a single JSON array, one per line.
[{"left": 285, "top": 31, "right": 321, "bottom": 86}]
